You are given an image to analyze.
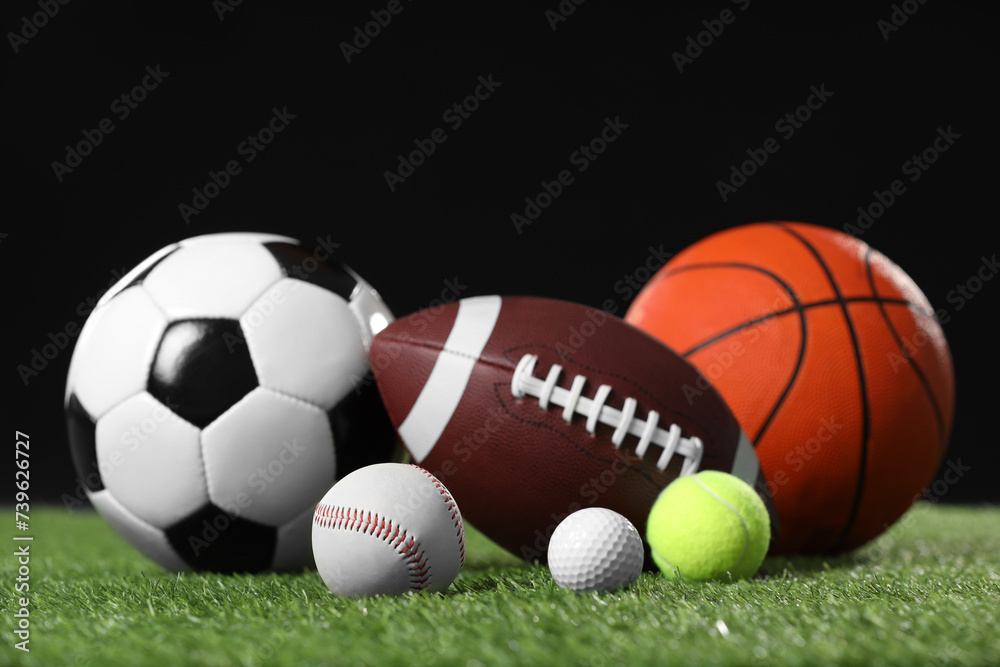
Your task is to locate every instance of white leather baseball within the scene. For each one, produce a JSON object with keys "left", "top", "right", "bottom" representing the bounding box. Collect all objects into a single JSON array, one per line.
[{"left": 312, "top": 463, "right": 466, "bottom": 597}]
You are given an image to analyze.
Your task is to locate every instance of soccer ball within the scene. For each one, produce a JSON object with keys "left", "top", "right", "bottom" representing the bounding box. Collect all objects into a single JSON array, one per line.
[{"left": 64, "top": 232, "right": 401, "bottom": 573}]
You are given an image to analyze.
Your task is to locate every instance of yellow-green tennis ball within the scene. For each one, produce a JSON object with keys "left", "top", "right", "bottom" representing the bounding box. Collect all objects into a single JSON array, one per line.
[{"left": 646, "top": 470, "right": 770, "bottom": 581}]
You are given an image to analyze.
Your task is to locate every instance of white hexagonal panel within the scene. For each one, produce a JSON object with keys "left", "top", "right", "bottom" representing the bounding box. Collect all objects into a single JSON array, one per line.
[
  {"left": 67, "top": 286, "right": 167, "bottom": 419},
  {"left": 97, "top": 242, "right": 180, "bottom": 310},
  {"left": 201, "top": 386, "right": 335, "bottom": 526},
  {"left": 89, "top": 489, "right": 190, "bottom": 571},
  {"left": 242, "top": 278, "right": 368, "bottom": 411},
  {"left": 95, "top": 391, "right": 208, "bottom": 529},
  {"left": 143, "top": 238, "right": 283, "bottom": 319}
]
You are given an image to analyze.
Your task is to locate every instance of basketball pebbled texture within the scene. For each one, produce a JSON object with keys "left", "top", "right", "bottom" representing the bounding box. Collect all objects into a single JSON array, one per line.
[
  {"left": 370, "top": 295, "right": 779, "bottom": 563},
  {"left": 626, "top": 222, "right": 955, "bottom": 554}
]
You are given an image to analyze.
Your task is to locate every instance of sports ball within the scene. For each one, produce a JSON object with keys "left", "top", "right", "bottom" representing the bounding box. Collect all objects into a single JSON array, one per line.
[
  {"left": 626, "top": 221, "right": 955, "bottom": 554},
  {"left": 646, "top": 471, "right": 770, "bottom": 581},
  {"left": 368, "top": 294, "right": 778, "bottom": 563},
  {"left": 547, "top": 507, "right": 643, "bottom": 593},
  {"left": 64, "top": 232, "right": 401, "bottom": 573},
  {"left": 312, "top": 463, "right": 466, "bottom": 597}
]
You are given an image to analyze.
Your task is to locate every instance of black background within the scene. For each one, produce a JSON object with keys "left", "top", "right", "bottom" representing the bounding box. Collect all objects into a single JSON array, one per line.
[{"left": 3, "top": 1, "right": 997, "bottom": 505}]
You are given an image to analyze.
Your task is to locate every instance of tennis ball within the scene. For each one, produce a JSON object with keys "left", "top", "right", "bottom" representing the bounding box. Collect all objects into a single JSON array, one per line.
[{"left": 646, "top": 470, "right": 770, "bottom": 581}]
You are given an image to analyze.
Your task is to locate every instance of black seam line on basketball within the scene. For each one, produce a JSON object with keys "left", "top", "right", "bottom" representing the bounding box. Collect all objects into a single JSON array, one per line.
[
  {"left": 670, "top": 261, "right": 930, "bottom": 356},
  {"left": 663, "top": 260, "right": 934, "bottom": 346},
  {"left": 669, "top": 261, "right": 809, "bottom": 449},
  {"left": 681, "top": 297, "right": 928, "bottom": 358},
  {"left": 661, "top": 260, "right": 795, "bottom": 281},
  {"left": 864, "top": 246, "right": 946, "bottom": 449},
  {"left": 659, "top": 260, "right": 807, "bottom": 450},
  {"left": 656, "top": 262, "right": 808, "bottom": 448},
  {"left": 502, "top": 342, "right": 721, "bottom": 445},
  {"left": 679, "top": 304, "right": 928, "bottom": 454},
  {"left": 773, "top": 222, "right": 869, "bottom": 554}
]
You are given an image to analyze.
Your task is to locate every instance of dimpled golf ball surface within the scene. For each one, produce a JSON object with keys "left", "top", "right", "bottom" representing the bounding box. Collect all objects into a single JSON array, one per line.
[{"left": 547, "top": 508, "right": 643, "bottom": 592}]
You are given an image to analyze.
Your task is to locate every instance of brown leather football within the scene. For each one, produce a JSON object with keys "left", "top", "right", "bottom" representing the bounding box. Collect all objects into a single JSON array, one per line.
[{"left": 369, "top": 295, "right": 778, "bottom": 563}]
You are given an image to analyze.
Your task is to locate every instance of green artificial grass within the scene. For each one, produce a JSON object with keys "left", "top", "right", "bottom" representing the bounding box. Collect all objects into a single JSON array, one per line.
[{"left": 2, "top": 503, "right": 999, "bottom": 666}]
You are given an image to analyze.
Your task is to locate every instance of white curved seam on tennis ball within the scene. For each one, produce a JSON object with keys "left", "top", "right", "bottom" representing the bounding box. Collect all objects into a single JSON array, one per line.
[{"left": 693, "top": 473, "right": 750, "bottom": 575}]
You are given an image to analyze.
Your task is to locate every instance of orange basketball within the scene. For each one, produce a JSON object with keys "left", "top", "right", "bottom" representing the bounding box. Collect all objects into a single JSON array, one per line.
[{"left": 626, "top": 221, "right": 955, "bottom": 554}]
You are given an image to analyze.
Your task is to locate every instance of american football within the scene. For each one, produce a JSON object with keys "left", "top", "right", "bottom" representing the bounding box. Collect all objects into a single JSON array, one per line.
[{"left": 368, "top": 294, "right": 778, "bottom": 562}]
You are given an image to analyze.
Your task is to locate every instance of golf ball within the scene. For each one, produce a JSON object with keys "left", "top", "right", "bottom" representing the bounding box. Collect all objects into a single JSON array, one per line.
[{"left": 547, "top": 507, "right": 643, "bottom": 592}]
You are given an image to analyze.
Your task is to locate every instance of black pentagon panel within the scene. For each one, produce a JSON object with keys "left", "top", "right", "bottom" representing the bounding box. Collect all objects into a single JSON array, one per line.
[
  {"left": 165, "top": 504, "right": 277, "bottom": 573},
  {"left": 328, "top": 376, "right": 403, "bottom": 478},
  {"left": 263, "top": 241, "right": 358, "bottom": 301},
  {"left": 65, "top": 393, "right": 102, "bottom": 492},
  {"left": 148, "top": 319, "right": 258, "bottom": 429}
]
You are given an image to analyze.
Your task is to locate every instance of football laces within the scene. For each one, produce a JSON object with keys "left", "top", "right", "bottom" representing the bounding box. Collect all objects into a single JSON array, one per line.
[{"left": 510, "top": 353, "right": 704, "bottom": 475}]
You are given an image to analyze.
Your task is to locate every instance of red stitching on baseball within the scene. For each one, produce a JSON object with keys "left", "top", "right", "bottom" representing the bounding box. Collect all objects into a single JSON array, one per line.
[
  {"left": 314, "top": 502, "right": 433, "bottom": 592},
  {"left": 409, "top": 464, "right": 467, "bottom": 568}
]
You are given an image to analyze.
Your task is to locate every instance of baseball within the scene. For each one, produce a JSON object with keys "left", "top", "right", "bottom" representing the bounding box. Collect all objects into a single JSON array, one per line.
[{"left": 311, "top": 463, "right": 466, "bottom": 597}]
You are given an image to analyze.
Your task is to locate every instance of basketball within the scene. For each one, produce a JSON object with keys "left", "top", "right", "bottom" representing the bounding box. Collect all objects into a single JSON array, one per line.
[{"left": 625, "top": 221, "right": 955, "bottom": 554}]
